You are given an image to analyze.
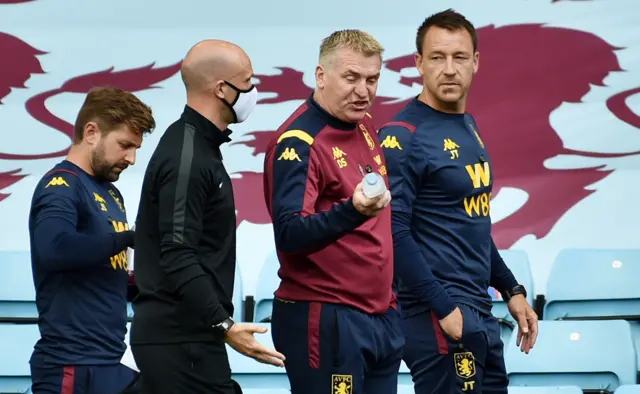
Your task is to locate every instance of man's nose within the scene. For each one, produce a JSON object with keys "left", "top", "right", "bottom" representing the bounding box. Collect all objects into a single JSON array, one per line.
[
  {"left": 444, "top": 58, "right": 456, "bottom": 76},
  {"left": 125, "top": 150, "right": 136, "bottom": 165},
  {"left": 354, "top": 80, "right": 369, "bottom": 98}
]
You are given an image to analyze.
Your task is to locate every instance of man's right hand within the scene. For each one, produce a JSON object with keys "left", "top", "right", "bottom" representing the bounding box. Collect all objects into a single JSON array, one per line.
[
  {"left": 439, "top": 306, "right": 463, "bottom": 341},
  {"left": 352, "top": 182, "right": 391, "bottom": 217},
  {"left": 224, "top": 323, "right": 286, "bottom": 367}
]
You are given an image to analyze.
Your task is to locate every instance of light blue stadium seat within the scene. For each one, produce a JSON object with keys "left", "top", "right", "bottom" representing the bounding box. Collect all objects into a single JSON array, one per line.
[
  {"left": 0, "top": 251, "right": 37, "bottom": 322},
  {"left": 505, "top": 320, "right": 637, "bottom": 393},
  {"left": 397, "top": 385, "right": 415, "bottom": 394},
  {"left": 253, "top": 252, "right": 280, "bottom": 323},
  {"left": 617, "top": 385, "right": 640, "bottom": 393},
  {"left": 489, "top": 250, "right": 534, "bottom": 340},
  {"left": 395, "top": 360, "right": 413, "bottom": 387},
  {"left": 0, "top": 322, "right": 133, "bottom": 393},
  {"left": 508, "top": 387, "right": 583, "bottom": 394},
  {"left": 544, "top": 249, "right": 640, "bottom": 370},
  {"left": 0, "top": 323, "right": 39, "bottom": 393},
  {"left": 233, "top": 263, "right": 244, "bottom": 321},
  {"left": 0, "top": 251, "right": 136, "bottom": 322}
]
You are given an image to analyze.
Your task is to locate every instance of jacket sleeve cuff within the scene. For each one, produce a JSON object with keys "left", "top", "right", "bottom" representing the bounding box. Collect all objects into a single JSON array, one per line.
[
  {"left": 114, "top": 230, "right": 135, "bottom": 251},
  {"left": 500, "top": 273, "right": 519, "bottom": 293},
  {"left": 431, "top": 290, "right": 457, "bottom": 320},
  {"left": 209, "top": 307, "right": 231, "bottom": 327},
  {"left": 340, "top": 197, "right": 370, "bottom": 226}
]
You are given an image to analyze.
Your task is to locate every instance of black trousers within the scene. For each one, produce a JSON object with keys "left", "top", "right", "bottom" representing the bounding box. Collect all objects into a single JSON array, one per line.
[{"left": 131, "top": 341, "right": 239, "bottom": 394}]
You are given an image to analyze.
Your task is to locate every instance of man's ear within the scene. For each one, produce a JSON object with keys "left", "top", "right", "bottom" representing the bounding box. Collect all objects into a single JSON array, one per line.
[
  {"left": 415, "top": 52, "right": 424, "bottom": 77},
  {"left": 315, "top": 64, "right": 325, "bottom": 90},
  {"left": 83, "top": 122, "right": 100, "bottom": 145},
  {"left": 473, "top": 51, "right": 479, "bottom": 75},
  {"left": 214, "top": 80, "right": 227, "bottom": 100}
]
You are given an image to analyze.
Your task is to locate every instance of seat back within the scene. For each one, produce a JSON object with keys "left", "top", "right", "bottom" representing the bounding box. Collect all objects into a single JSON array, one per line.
[
  {"left": 505, "top": 320, "right": 637, "bottom": 392},
  {"left": 508, "top": 386, "right": 584, "bottom": 394},
  {"left": 233, "top": 263, "right": 244, "bottom": 321},
  {"left": 544, "top": 249, "right": 640, "bottom": 370},
  {"left": 489, "top": 250, "right": 534, "bottom": 339},
  {"left": 0, "top": 251, "right": 37, "bottom": 321},
  {"left": 253, "top": 252, "right": 280, "bottom": 323},
  {"left": 544, "top": 249, "right": 640, "bottom": 320},
  {"left": 0, "top": 323, "right": 39, "bottom": 393},
  {"left": 616, "top": 385, "right": 640, "bottom": 394}
]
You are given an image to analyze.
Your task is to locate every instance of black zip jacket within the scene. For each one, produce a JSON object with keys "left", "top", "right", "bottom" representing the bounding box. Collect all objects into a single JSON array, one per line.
[{"left": 131, "top": 105, "right": 236, "bottom": 344}]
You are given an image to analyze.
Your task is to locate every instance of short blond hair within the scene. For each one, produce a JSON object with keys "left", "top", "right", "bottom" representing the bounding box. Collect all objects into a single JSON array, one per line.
[{"left": 319, "top": 29, "right": 384, "bottom": 64}]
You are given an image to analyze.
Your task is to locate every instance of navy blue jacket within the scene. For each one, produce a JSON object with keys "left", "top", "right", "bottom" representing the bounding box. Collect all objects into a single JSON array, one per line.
[
  {"left": 379, "top": 98, "right": 517, "bottom": 318},
  {"left": 28, "top": 160, "right": 133, "bottom": 366}
]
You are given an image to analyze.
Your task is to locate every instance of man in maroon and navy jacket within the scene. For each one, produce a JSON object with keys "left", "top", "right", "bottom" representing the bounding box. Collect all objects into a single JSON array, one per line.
[{"left": 263, "top": 29, "right": 404, "bottom": 394}]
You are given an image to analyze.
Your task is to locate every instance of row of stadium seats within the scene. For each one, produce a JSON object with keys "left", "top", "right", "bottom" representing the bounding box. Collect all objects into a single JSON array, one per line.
[
  {"left": 251, "top": 250, "right": 640, "bottom": 365},
  {"left": 1, "top": 248, "right": 639, "bottom": 393},
  {"left": 0, "top": 319, "right": 637, "bottom": 393}
]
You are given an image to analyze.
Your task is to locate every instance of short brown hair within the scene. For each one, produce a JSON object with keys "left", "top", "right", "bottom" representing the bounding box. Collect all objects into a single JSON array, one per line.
[
  {"left": 416, "top": 9, "right": 478, "bottom": 54},
  {"left": 73, "top": 87, "right": 155, "bottom": 143},
  {"left": 319, "top": 29, "right": 385, "bottom": 64}
]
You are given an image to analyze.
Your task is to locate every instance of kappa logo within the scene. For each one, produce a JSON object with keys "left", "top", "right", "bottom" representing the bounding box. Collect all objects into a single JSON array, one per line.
[
  {"left": 45, "top": 176, "right": 69, "bottom": 188},
  {"left": 228, "top": 20, "right": 640, "bottom": 246},
  {"left": 278, "top": 147, "right": 301, "bottom": 162},
  {"left": 94, "top": 192, "right": 108, "bottom": 212},
  {"left": 380, "top": 135, "right": 402, "bottom": 150},
  {"left": 332, "top": 146, "right": 347, "bottom": 169},
  {"left": 444, "top": 138, "right": 460, "bottom": 159}
]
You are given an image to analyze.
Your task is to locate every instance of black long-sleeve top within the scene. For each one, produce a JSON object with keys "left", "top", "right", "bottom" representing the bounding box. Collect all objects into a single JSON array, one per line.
[{"left": 131, "top": 105, "right": 237, "bottom": 344}]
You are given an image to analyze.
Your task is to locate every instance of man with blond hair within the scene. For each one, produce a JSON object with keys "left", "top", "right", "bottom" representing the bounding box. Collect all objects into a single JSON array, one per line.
[
  {"left": 28, "top": 87, "right": 154, "bottom": 393},
  {"left": 262, "top": 30, "right": 404, "bottom": 394}
]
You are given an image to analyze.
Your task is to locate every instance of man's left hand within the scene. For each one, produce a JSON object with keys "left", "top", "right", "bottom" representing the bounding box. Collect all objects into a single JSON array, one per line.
[{"left": 507, "top": 294, "right": 538, "bottom": 354}]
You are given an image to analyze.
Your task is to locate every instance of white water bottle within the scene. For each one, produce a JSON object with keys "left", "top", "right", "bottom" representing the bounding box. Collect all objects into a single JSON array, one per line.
[
  {"left": 362, "top": 172, "right": 387, "bottom": 199},
  {"left": 127, "top": 224, "right": 135, "bottom": 273}
]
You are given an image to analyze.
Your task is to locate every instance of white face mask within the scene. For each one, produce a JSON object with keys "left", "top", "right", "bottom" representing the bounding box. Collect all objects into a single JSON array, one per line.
[{"left": 223, "top": 81, "right": 258, "bottom": 123}]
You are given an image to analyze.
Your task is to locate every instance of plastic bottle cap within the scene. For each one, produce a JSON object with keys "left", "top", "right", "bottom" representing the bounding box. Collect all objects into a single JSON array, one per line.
[{"left": 365, "top": 173, "right": 378, "bottom": 185}]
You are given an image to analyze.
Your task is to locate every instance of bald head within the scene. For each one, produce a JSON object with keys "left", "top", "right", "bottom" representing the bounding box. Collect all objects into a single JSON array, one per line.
[{"left": 180, "top": 39, "right": 252, "bottom": 94}]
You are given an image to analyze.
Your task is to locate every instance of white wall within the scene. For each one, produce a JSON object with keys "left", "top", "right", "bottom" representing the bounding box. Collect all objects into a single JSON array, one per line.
[{"left": 0, "top": 0, "right": 638, "bottom": 296}]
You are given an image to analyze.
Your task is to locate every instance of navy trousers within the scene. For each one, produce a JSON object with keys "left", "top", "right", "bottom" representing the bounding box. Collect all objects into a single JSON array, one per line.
[
  {"left": 30, "top": 363, "right": 137, "bottom": 394},
  {"left": 401, "top": 304, "right": 509, "bottom": 394},
  {"left": 271, "top": 299, "right": 405, "bottom": 394}
]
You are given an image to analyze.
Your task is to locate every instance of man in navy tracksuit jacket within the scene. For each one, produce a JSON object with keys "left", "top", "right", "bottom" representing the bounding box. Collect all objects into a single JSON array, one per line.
[
  {"left": 28, "top": 87, "right": 154, "bottom": 394},
  {"left": 379, "top": 10, "right": 539, "bottom": 393}
]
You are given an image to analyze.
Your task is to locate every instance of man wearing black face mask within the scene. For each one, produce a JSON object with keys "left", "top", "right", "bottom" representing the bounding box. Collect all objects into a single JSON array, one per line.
[{"left": 129, "top": 39, "right": 285, "bottom": 394}]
